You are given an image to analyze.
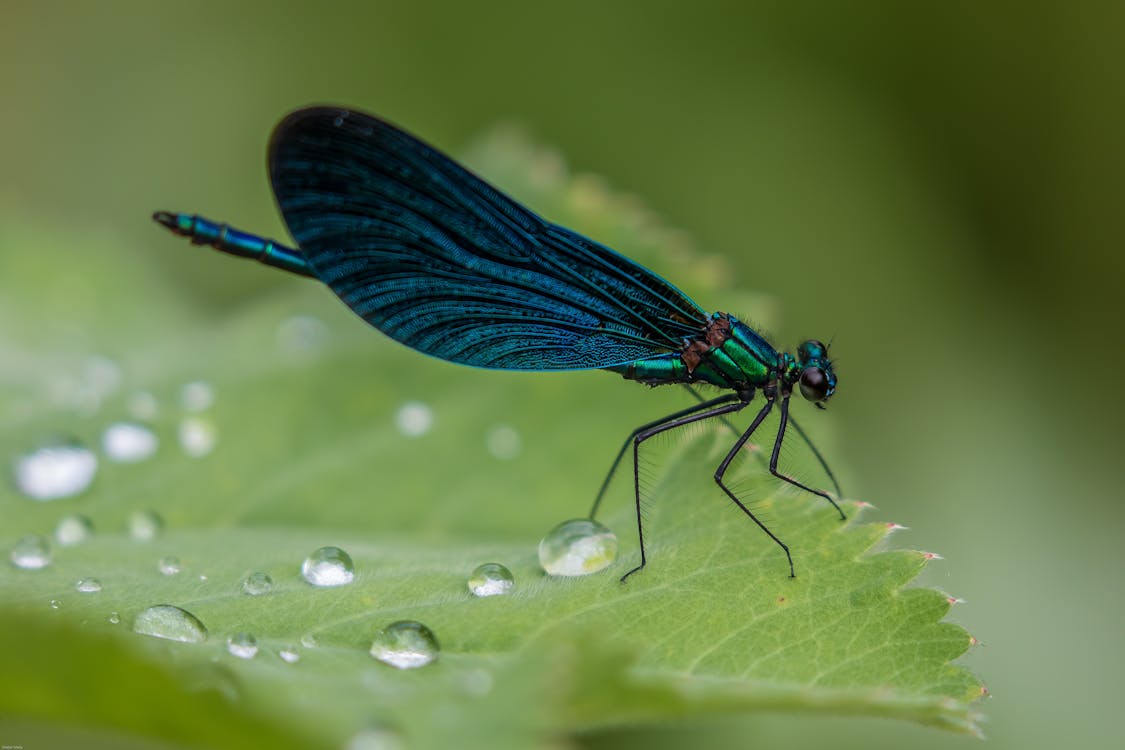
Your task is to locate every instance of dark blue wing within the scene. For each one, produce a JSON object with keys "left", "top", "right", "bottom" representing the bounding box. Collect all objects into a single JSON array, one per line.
[{"left": 268, "top": 107, "right": 707, "bottom": 371}]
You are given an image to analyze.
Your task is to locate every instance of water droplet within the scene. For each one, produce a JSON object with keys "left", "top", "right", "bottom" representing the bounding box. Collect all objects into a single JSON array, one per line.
[
  {"left": 240, "top": 571, "right": 273, "bottom": 595},
  {"left": 55, "top": 514, "right": 95, "bottom": 546},
  {"left": 369, "top": 620, "right": 439, "bottom": 669},
  {"left": 158, "top": 556, "right": 182, "bottom": 575},
  {"left": 226, "top": 632, "right": 258, "bottom": 659},
  {"left": 13, "top": 439, "right": 98, "bottom": 500},
  {"left": 278, "top": 645, "right": 300, "bottom": 664},
  {"left": 108, "top": 611, "right": 121, "bottom": 624},
  {"left": 10, "top": 534, "right": 52, "bottom": 570},
  {"left": 180, "top": 381, "right": 215, "bottom": 412},
  {"left": 484, "top": 425, "right": 522, "bottom": 460},
  {"left": 75, "top": 577, "right": 102, "bottom": 593},
  {"left": 102, "top": 422, "right": 158, "bottom": 463},
  {"left": 133, "top": 604, "right": 208, "bottom": 643},
  {"left": 467, "top": 562, "right": 514, "bottom": 597},
  {"left": 345, "top": 727, "right": 404, "bottom": 750},
  {"left": 394, "top": 401, "right": 433, "bottom": 437},
  {"left": 538, "top": 519, "right": 617, "bottom": 576},
  {"left": 300, "top": 633, "right": 318, "bottom": 648},
  {"left": 276, "top": 315, "right": 328, "bottom": 360},
  {"left": 48, "top": 599, "right": 61, "bottom": 609},
  {"left": 127, "top": 391, "right": 159, "bottom": 421},
  {"left": 178, "top": 417, "right": 217, "bottom": 457},
  {"left": 128, "top": 510, "right": 163, "bottom": 541},
  {"left": 301, "top": 546, "right": 354, "bottom": 587}
]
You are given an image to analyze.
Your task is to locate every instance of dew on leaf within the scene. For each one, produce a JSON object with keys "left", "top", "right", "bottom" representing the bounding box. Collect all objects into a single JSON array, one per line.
[
  {"left": 75, "top": 577, "right": 102, "bottom": 593},
  {"left": 538, "top": 518, "right": 617, "bottom": 576},
  {"left": 13, "top": 439, "right": 98, "bottom": 501},
  {"left": 10, "top": 534, "right": 52, "bottom": 570},
  {"left": 102, "top": 422, "right": 158, "bottom": 463},
  {"left": 484, "top": 424, "right": 522, "bottom": 460},
  {"left": 180, "top": 381, "right": 215, "bottom": 412},
  {"left": 55, "top": 514, "right": 95, "bottom": 546},
  {"left": 394, "top": 401, "right": 432, "bottom": 437},
  {"left": 128, "top": 510, "right": 163, "bottom": 541},
  {"left": 467, "top": 562, "right": 514, "bottom": 597},
  {"left": 278, "top": 645, "right": 300, "bottom": 664},
  {"left": 178, "top": 416, "right": 217, "bottom": 457},
  {"left": 301, "top": 546, "right": 354, "bottom": 587},
  {"left": 158, "top": 556, "right": 182, "bottom": 575},
  {"left": 240, "top": 571, "right": 273, "bottom": 595},
  {"left": 227, "top": 632, "right": 258, "bottom": 659},
  {"left": 369, "top": 620, "right": 439, "bottom": 669},
  {"left": 132, "top": 604, "right": 208, "bottom": 643}
]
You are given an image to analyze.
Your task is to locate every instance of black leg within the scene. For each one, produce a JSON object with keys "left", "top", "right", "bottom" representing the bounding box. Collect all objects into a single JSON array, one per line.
[
  {"left": 770, "top": 397, "right": 846, "bottom": 520},
  {"left": 713, "top": 399, "right": 797, "bottom": 577},
  {"left": 618, "top": 398, "right": 749, "bottom": 582},
  {"left": 684, "top": 385, "right": 769, "bottom": 470},
  {"left": 588, "top": 393, "right": 741, "bottom": 519},
  {"left": 786, "top": 412, "right": 844, "bottom": 504}
]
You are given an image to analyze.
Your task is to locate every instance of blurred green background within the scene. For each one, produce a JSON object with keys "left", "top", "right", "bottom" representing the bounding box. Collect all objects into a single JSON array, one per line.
[{"left": 2, "top": 1, "right": 1121, "bottom": 748}]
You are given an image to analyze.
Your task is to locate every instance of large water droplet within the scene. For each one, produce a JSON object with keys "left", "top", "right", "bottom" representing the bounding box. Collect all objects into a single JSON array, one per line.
[
  {"left": 240, "top": 571, "right": 273, "bottom": 596},
  {"left": 102, "top": 422, "right": 158, "bottom": 463},
  {"left": 178, "top": 417, "right": 217, "bottom": 457},
  {"left": 278, "top": 645, "right": 300, "bottom": 664},
  {"left": 369, "top": 620, "right": 439, "bottom": 669},
  {"left": 467, "top": 562, "right": 514, "bottom": 597},
  {"left": 13, "top": 439, "right": 98, "bottom": 500},
  {"left": 538, "top": 519, "right": 617, "bottom": 576},
  {"left": 301, "top": 546, "right": 354, "bottom": 587},
  {"left": 484, "top": 425, "right": 522, "bottom": 460},
  {"left": 75, "top": 577, "right": 102, "bottom": 593},
  {"left": 128, "top": 510, "right": 163, "bottom": 541},
  {"left": 55, "top": 514, "right": 95, "bottom": 546},
  {"left": 158, "top": 556, "right": 182, "bottom": 575},
  {"left": 180, "top": 381, "right": 215, "bottom": 412},
  {"left": 10, "top": 535, "right": 52, "bottom": 570},
  {"left": 394, "top": 401, "right": 433, "bottom": 437},
  {"left": 226, "top": 632, "right": 258, "bottom": 659},
  {"left": 133, "top": 604, "right": 208, "bottom": 643}
]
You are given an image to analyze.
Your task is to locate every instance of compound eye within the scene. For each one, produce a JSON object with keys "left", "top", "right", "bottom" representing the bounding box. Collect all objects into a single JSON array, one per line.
[{"left": 799, "top": 367, "right": 829, "bottom": 401}]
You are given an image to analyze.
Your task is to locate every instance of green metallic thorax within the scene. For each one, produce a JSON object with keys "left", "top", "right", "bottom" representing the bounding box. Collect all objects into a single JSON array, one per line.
[{"left": 607, "top": 313, "right": 790, "bottom": 393}]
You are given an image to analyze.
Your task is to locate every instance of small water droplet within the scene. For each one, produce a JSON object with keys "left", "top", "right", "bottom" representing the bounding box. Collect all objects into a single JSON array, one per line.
[
  {"left": 394, "top": 401, "right": 433, "bottom": 437},
  {"left": 108, "top": 611, "right": 121, "bottom": 624},
  {"left": 127, "top": 391, "right": 159, "bottom": 421},
  {"left": 301, "top": 546, "right": 354, "bottom": 587},
  {"left": 158, "top": 556, "right": 182, "bottom": 575},
  {"left": 369, "top": 620, "right": 439, "bottom": 669},
  {"left": 345, "top": 727, "right": 404, "bottom": 750},
  {"left": 128, "top": 510, "right": 163, "bottom": 541},
  {"left": 10, "top": 534, "right": 52, "bottom": 570},
  {"left": 484, "top": 425, "right": 522, "bottom": 460},
  {"left": 133, "top": 604, "right": 208, "bottom": 643},
  {"left": 102, "top": 422, "right": 158, "bottom": 463},
  {"left": 13, "top": 439, "right": 98, "bottom": 501},
  {"left": 300, "top": 633, "right": 318, "bottom": 648},
  {"left": 178, "top": 416, "right": 217, "bottom": 457},
  {"left": 180, "top": 381, "right": 215, "bottom": 412},
  {"left": 275, "top": 315, "right": 328, "bottom": 360},
  {"left": 226, "top": 632, "right": 258, "bottom": 659},
  {"left": 48, "top": 599, "right": 61, "bottom": 609},
  {"left": 538, "top": 519, "right": 617, "bottom": 576},
  {"left": 278, "top": 645, "right": 300, "bottom": 663},
  {"left": 467, "top": 562, "right": 514, "bottom": 597},
  {"left": 75, "top": 577, "right": 102, "bottom": 593},
  {"left": 55, "top": 514, "right": 95, "bottom": 546},
  {"left": 240, "top": 571, "right": 273, "bottom": 595}
]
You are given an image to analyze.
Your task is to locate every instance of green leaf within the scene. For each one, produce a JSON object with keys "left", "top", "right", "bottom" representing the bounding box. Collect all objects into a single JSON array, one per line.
[{"left": 0, "top": 128, "right": 983, "bottom": 749}]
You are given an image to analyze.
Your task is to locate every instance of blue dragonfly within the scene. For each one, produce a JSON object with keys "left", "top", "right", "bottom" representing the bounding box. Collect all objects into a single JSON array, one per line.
[{"left": 154, "top": 107, "right": 844, "bottom": 580}]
